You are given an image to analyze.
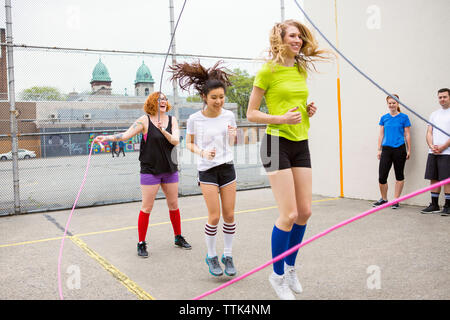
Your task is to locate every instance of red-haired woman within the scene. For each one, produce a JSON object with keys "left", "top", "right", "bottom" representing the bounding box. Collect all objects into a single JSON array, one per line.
[{"left": 94, "top": 91, "right": 191, "bottom": 258}]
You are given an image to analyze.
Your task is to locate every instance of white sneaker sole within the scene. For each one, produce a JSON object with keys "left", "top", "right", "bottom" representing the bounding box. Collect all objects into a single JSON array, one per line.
[{"left": 268, "top": 275, "right": 295, "bottom": 300}]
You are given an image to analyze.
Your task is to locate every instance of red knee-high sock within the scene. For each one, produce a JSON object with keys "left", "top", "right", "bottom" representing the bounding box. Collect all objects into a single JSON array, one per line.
[
  {"left": 169, "top": 208, "right": 181, "bottom": 236},
  {"left": 138, "top": 210, "right": 150, "bottom": 242}
]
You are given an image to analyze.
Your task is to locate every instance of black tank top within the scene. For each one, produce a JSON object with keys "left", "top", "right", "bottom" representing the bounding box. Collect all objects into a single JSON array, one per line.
[{"left": 139, "top": 115, "right": 178, "bottom": 174}]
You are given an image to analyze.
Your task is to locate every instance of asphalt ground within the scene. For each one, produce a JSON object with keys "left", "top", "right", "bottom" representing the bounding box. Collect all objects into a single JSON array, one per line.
[{"left": 0, "top": 187, "right": 449, "bottom": 302}]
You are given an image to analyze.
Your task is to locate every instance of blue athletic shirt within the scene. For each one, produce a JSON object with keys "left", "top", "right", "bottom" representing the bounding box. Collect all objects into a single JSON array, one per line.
[{"left": 379, "top": 113, "right": 411, "bottom": 148}]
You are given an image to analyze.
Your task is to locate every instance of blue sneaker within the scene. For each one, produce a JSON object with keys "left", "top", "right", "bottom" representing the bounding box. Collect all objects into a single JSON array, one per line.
[{"left": 205, "top": 255, "right": 223, "bottom": 276}]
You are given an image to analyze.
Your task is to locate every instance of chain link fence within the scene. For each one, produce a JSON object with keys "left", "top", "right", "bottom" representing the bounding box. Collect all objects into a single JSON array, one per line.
[
  {"left": 0, "top": 124, "right": 269, "bottom": 216},
  {"left": 0, "top": 43, "right": 270, "bottom": 216}
]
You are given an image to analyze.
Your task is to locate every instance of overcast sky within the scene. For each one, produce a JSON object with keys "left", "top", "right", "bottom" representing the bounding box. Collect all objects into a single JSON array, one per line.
[{"left": 0, "top": 0, "right": 305, "bottom": 96}]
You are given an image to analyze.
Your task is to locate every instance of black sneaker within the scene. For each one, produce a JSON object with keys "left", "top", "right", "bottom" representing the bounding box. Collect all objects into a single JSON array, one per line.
[
  {"left": 391, "top": 203, "right": 400, "bottom": 209},
  {"left": 174, "top": 235, "right": 192, "bottom": 250},
  {"left": 221, "top": 255, "right": 237, "bottom": 276},
  {"left": 420, "top": 203, "right": 441, "bottom": 214},
  {"left": 373, "top": 199, "right": 388, "bottom": 207},
  {"left": 137, "top": 241, "right": 149, "bottom": 258},
  {"left": 440, "top": 206, "right": 450, "bottom": 216}
]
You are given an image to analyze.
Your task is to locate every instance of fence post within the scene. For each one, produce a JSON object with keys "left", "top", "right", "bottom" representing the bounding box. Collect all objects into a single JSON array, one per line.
[{"left": 5, "top": 0, "right": 20, "bottom": 214}]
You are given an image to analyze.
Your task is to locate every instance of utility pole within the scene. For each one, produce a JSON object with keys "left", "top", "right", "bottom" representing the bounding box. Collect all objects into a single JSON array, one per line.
[
  {"left": 169, "top": 0, "right": 179, "bottom": 120},
  {"left": 5, "top": 0, "right": 20, "bottom": 214},
  {"left": 280, "top": 0, "right": 285, "bottom": 21},
  {"left": 334, "top": 0, "right": 344, "bottom": 198}
]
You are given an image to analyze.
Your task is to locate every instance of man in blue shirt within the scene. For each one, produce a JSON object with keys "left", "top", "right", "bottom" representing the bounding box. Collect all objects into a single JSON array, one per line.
[{"left": 118, "top": 140, "right": 126, "bottom": 157}]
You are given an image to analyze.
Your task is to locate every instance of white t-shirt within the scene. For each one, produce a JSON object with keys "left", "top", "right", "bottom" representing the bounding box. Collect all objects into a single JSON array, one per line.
[
  {"left": 186, "top": 109, "right": 237, "bottom": 171},
  {"left": 428, "top": 107, "right": 450, "bottom": 155}
]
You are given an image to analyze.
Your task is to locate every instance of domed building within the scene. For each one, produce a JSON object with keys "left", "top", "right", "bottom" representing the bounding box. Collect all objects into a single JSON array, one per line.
[
  {"left": 134, "top": 61, "right": 155, "bottom": 96},
  {"left": 90, "top": 58, "right": 112, "bottom": 95},
  {"left": 88, "top": 59, "right": 154, "bottom": 97}
]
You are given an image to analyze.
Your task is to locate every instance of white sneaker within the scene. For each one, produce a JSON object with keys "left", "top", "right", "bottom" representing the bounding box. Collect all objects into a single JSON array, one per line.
[
  {"left": 284, "top": 264, "right": 303, "bottom": 294},
  {"left": 268, "top": 272, "right": 295, "bottom": 300}
]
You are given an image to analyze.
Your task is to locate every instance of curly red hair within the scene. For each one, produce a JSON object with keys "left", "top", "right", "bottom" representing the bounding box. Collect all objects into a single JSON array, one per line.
[{"left": 143, "top": 92, "right": 172, "bottom": 116}]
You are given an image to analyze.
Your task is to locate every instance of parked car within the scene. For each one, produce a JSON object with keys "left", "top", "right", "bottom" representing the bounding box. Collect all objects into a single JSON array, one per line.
[{"left": 0, "top": 149, "right": 37, "bottom": 160}]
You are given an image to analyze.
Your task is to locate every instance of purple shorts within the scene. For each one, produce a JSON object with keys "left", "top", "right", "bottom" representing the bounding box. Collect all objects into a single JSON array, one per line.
[{"left": 140, "top": 171, "right": 179, "bottom": 185}]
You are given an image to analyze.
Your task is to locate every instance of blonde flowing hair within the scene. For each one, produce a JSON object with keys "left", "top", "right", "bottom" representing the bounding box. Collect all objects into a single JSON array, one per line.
[{"left": 269, "top": 19, "right": 332, "bottom": 73}]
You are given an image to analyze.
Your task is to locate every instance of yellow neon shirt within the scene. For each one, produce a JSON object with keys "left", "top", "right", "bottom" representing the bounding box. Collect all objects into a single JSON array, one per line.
[{"left": 253, "top": 62, "right": 309, "bottom": 141}]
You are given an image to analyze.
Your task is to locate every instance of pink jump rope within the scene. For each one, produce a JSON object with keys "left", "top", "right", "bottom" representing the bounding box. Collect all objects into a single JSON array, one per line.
[
  {"left": 193, "top": 177, "right": 450, "bottom": 300},
  {"left": 57, "top": 0, "right": 449, "bottom": 299}
]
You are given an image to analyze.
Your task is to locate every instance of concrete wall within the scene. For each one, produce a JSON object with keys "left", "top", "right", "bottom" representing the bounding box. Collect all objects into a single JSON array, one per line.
[{"left": 305, "top": 0, "right": 449, "bottom": 205}]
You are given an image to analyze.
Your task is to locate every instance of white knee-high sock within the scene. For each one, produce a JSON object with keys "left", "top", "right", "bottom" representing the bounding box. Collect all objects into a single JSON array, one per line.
[
  {"left": 223, "top": 222, "right": 236, "bottom": 257},
  {"left": 205, "top": 223, "right": 218, "bottom": 258}
]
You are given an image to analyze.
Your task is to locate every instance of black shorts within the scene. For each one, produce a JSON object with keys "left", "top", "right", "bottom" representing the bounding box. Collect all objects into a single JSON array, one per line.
[
  {"left": 198, "top": 162, "right": 236, "bottom": 188},
  {"left": 378, "top": 144, "right": 407, "bottom": 184},
  {"left": 424, "top": 154, "right": 450, "bottom": 181},
  {"left": 260, "top": 134, "right": 311, "bottom": 172}
]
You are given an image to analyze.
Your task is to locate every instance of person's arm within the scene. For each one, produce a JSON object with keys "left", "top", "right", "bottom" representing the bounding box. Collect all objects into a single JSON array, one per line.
[
  {"left": 227, "top": 114, "right": 237, "bottom": 146},
  {"left": 377, "top": 125, "right": 384, "bottom": 160},
  {"left": 246, "top": 86, "right": 301, "bottom": 124},
  {"left": 157, "top": 116, "right": 180, "bottom": 146},
  {"left": 227, "top": 125, "right": 237, "bottom": 146},
  {"left": 426, "top": 125, "right": 439, "bottom": 154},
  {"left": 404, "top": 126, "right": 411, "bottom": 159},
  {"left": 94, "top": 116, "right": 145, "bottom": 143},
  {"left": 186, "top": 134, "right": 215, "bottom": 160},
  {"left": 307, "top": 102, "right": 317, "bottom": 117},
  {"left": 436, "top": 139, "right": 450, "bottom": 154}
]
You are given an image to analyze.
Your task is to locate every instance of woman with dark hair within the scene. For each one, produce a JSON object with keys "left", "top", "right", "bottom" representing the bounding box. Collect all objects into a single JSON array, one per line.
[
  {"left": 170, "top": 61, "right": 238, "bottom": 277},
  {"left": 94, "top": 91, "right": 191, "bottom": 258},
  {"left": 374, "top": 94, "right": 411, "bottom": 209},
  {"left": 247, "top": 20, "right": 330, "bottom": 299}
]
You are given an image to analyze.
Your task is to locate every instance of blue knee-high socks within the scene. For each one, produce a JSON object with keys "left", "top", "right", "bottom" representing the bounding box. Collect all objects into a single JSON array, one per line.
[
  {"left": 285, "top": 223, "right": 307, "bottom": 266},
  {"left": 271, "top": 224, "right": 307, "bottom": 275}
]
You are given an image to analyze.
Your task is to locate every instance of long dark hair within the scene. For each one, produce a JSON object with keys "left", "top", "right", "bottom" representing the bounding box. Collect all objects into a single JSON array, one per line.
[{"left": 169, "top": 60, "right": 232, "bottom": 97}]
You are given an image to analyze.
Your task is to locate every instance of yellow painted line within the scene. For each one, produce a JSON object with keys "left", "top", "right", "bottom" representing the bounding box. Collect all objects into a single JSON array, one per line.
[
  {"left": 312, "top": 197, "right": 340, "bottom": 203},
  {"left": 0, "top": 197, "right": 340, "bottom": 300},
  {"left": 70, "top": 235, "right": 154, "bottom": 300},
  {"left": 0, "top": 197, "right": 340, "bottom": 248},
  {"left": 74, "top": 226, "right": 137, "bottom": 238},
  {"left": 0, "top": 236, "right": 64, "bottom": 248}
]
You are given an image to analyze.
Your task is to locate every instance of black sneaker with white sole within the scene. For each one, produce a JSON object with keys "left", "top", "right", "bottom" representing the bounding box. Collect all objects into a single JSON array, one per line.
[
  {"left": 373, "top": 199, "right": 388, "bottom": 207},
  {"left": 174, "top": 235, "right": 192, "bottom": 250},
  {"left": 137, "top": 241, "right": 149, "bottom": 258},
  {"left": 440, "top": 206, "right": 450, "bottom": 216},
  {"left": 420, "top": 203, "right": 441, "bottom": 214},
  {"left": 391, "top": 203, "right": 399, "bottom": 209}
]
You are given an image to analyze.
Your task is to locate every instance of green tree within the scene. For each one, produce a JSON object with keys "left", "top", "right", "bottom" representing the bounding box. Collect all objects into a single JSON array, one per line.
[
  {"left": 186, "top": 94, "right": 202, "bottom": 102},
  {"left": 20, "top": 86, "right": 67, "bottom": 101},
  {"left": 227, "top": 68, "right": 267, "bottom": 119}
]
